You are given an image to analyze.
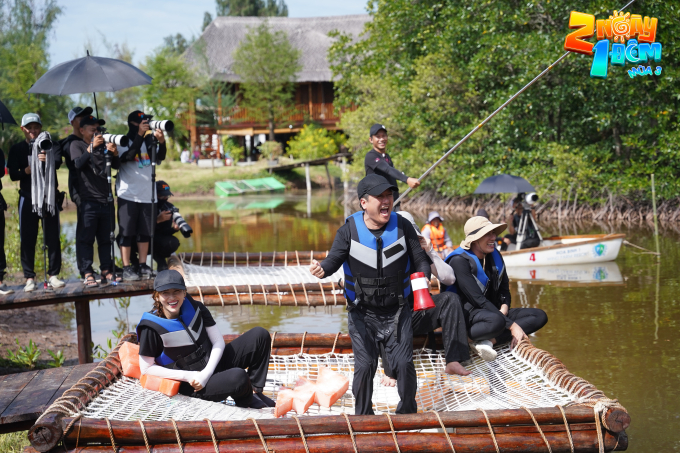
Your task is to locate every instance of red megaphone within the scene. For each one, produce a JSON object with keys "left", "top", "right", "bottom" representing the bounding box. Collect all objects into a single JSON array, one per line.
[{"left": 411, "top": 272, "right": 435, "bottom": 311}]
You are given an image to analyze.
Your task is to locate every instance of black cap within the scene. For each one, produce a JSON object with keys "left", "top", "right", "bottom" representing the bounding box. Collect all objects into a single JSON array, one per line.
[
  {"left": 357, "top": 174, "right": 396, "bottom": 199},
  {"left": 369, "top": 123, "right": 387, "bottom": 137},
  {"left": 157, "top": 180, "right": 173, "bottom": 197},
  {"left": 154, "top": 269, "right": 186, "bottom": 292},
  {"left": 128, "top": 110, "right": 146, "bottom": 123},
  {"left": 79, "top": 115, "right": 105, "bottom": 127}
]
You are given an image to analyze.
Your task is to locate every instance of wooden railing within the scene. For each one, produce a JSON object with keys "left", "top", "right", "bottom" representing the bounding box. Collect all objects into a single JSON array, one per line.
[{"left": 221, "top": 103, "right": 348, "bottom": 126}]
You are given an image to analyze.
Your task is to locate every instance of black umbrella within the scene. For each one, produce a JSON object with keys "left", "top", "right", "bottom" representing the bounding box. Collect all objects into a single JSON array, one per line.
[
  {"left": 27, "top": 51, "right": 152, "bottom": 117},
  {"left": 473, "top": 174, "right": 535, "bottom": 194},
  {"left": 0, "top": 99, "right": 17, "bottom": 130}
]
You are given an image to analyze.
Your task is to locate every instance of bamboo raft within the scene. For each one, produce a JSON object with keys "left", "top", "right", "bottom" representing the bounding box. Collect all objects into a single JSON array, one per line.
[{"left": 26, "top": 333, "right": 630, "bottom": 453}]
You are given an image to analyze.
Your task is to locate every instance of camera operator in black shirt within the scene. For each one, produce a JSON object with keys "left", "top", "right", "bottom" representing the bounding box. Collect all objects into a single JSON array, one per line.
[
  {"left": 70, "top": 115, "right": 121, "bottom": 287},
  {"left": 124, "top": 181, "right": 191, "bottom": 272},
  {"left": 61, "top": 106, "right": 94, "bottom": 278}
]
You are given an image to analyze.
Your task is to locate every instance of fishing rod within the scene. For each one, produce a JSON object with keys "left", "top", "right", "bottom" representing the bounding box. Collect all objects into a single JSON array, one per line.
[{"left": 395, "top": 0, "right": 637, "bottom": 206}]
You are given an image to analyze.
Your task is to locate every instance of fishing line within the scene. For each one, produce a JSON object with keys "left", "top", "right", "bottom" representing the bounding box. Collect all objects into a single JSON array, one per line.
[{"left": 395, "top": 0, "right": 637, "bottom": 205}]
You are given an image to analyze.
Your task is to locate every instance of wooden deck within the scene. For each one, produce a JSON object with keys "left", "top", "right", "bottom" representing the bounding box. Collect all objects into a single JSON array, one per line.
[
  {"left": 0, "top": 363, "right": 96, "bottom": 434},
  {"left": 269, "top": 152, "right": 351, "bottom": 173}
]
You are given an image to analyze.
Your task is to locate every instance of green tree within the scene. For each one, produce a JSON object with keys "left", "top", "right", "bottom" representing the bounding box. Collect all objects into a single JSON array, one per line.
[
  {"left": 142, "top": 48, "right": 199, "bottom": 150},
  {"left": 232, "top": 21, "right": 300, "bottom": 141},
  {"left": 0, "top": 0, "right": 66, "bottom": 149},
  {"left": 216, "top": 0, "right": 288, "bottom": 17},
  {"left": 330, "top": 0, "right": 680, "bottom": 204}
]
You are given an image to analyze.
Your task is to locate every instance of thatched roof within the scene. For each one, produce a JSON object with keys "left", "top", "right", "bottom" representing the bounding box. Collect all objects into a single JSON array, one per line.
[{"left": 185, "top": 15, "right": 371, "bottom": 83}]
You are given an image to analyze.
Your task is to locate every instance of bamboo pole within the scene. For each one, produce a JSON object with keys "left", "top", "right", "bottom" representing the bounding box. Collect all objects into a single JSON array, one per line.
[{"left": 651, "top": 174, "right": 661, "bottom": 259}]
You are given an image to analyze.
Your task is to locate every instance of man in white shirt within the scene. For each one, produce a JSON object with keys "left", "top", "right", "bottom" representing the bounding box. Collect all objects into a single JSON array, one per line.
[{"left": 116, "top": 110, "right": 167, "bottom": 280}]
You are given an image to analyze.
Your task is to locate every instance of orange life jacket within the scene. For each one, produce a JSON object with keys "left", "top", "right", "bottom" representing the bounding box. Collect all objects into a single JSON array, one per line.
[{"left": 422, "top": 223, "right": 447, "bottom": 251}]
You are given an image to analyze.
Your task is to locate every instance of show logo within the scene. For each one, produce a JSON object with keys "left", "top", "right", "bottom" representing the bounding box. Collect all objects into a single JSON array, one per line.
[{"left": 564, "top": 10, "right": 661, "bottom": 79}]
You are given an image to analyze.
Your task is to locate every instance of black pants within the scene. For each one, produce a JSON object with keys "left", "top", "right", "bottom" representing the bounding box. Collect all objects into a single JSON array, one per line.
[
  {"left": 412, "top": 292, "right": 470, "bottom": 364},
  {"left": 75, "top": 203, "right": 84, "bottom": 277},
  {"left": 464, "top": 305, "right": 548, "bottom": 343},
  {"left": 178, "top": 327, "right": 271, "bottom": 406},
  {"left": 78, "top": 201, "right": 115, "bottom": 275},
  {"left": 128, "top": 234, "right": 180, "bottom": 269},
  {"left": 117, "top": 197, "right": 152, "bottom": 240},
  {"left": 0, "top": 208, "right": 6, "bottom": 282},
  {"left": 19, "top": 196, "right": 61, "bottom": 279},
  {"left": 348, "top": 305, "right": 417, "bottom": 415}
]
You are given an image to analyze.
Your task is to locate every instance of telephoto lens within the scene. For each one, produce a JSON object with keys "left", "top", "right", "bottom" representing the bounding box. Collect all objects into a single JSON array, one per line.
[
  {"left": 524, "top": 192, "right": 539, "bottom": 205},
  {"left": 38, "top": 138, "right": 53, "bottom": 151},
  {"left": 171, "top": 209, "right": 193, "bottom": 238},
  {"left": 102, "top": 134, "right": 130, "bottom": 147},
  {"left": 149, "top": 120, "right": 174, "bottom": 132}
]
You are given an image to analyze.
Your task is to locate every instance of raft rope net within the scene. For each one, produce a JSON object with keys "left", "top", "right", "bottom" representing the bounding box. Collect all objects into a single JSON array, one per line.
[{"left": 79, "top": 341, "right": 588, "bottom": 423}]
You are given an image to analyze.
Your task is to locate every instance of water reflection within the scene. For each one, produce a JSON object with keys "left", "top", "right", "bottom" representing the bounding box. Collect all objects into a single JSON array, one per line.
[{"left": 60, "top": 192, "right": 678, "bottom": 452}]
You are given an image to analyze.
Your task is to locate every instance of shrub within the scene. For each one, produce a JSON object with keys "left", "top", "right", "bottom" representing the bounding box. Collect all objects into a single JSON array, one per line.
[
  {"left": 260, "top": 141, "right": 283, "bottom": 161},
  {"left": 287, "top": 125, "right": 345, "bottom": 160}
]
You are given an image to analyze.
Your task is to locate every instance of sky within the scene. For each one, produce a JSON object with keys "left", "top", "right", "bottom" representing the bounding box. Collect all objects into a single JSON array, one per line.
[{"left": 50, "top": 0, "right": 369, "bottom": 66}]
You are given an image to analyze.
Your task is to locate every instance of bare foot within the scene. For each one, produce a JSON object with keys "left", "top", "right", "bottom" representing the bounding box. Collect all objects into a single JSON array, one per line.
[
  {"left": 444, "top": 362, "right": 472, "bottom": 376},
  {"left": 381, "top": 375, "right": 397, "bottom": 387}
]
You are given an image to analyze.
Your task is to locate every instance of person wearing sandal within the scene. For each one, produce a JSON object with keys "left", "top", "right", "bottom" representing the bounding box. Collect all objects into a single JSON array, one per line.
[
  {"left": 69, "top": 115, "right": 121, "bottom": 287},
  {"left": 137, "top": 270, "right": 275, "bottom": 409},
  {"left": 444, "top": 216, "right": 548, "bottom": 361}
]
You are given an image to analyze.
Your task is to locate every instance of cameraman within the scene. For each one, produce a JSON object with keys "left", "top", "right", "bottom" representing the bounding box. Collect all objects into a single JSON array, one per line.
[
  {"left": 116, "top": 110, "right": 167, "bottom": 280},
  {"left": 126, "top": 181, "right": 184, "bottom": 272},
  {"left": 61, "top": 106, "right": 94, "bottom": 279},
  {"left": 7, "top": 113, "right": 64, "bottom": 292},
  {"left": 70, "top": 115, "right": 120, "bottom": 286},
  {"left": 503, "top": 196, "right": 538, "bottom": 250}
]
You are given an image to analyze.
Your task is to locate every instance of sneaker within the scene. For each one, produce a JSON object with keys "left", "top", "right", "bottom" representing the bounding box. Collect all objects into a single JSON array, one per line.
[
  {"left": 122, "top": 265, "right": 140, "bottom": 281},
  {"left": 24, "top": 279, "right": 36, "bottom": 292},
  {"left": 48, "top": 275, "right": 66, "bottom": 288},
  {"left": 138, "top": 264, "right": 153, "bottom": 279},
  {"left": 0, "top": 283, "right": 14, "bottom": 295},
  {"left": 471, "top": 340, "right": 497, "bottom": 362}
]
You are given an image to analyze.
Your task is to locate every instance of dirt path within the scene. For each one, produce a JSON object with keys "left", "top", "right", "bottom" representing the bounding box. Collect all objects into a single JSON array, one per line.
[{"left": 0, "top": 305, "right": 79, "bottom": 375}]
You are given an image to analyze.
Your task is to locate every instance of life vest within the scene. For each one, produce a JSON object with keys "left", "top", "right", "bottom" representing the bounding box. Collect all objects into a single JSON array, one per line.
[
  {"left": 422, "top": 223, "right": 447, "bottom": 251},
  {"left": 444, "top": 247, "right": 505, "bottom": 295},
  {"left": 136, "top": 297, "right": 212, "bottom": 371},
  {"left": 342, "top": 211, "right": 411, "bottom": 309}
]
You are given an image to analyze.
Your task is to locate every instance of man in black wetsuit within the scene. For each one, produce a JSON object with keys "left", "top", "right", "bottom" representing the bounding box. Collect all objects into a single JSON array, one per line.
[
  {"left": 309, "top": 174, "right": 431, "bottom": 415},
  {"left": 364, "top": 124, "right": 420, "bottom": 206}
]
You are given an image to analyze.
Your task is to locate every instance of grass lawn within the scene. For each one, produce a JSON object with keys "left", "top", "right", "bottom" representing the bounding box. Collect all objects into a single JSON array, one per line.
[{"left": 0, "top": 431, "right": 30, "bottom": 452}]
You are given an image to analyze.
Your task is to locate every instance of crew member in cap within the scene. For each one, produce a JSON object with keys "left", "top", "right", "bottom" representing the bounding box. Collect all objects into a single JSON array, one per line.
[
  {"left": 364, "top": 124, "right": 420, "bottom": 207},
  {"left": 116, "top": 110, "right": 167, "bottom": 281},
  {"left": 309, "top": 174, "right": 432, "bottom": 415},
  {"left": 70, "top": 114, "right": 120, "bottom": 286},
  {"left": 126, "top": 181, "right": 186, "bottom": 272},
  {"left": 61, "top": 106, "right": 94, "bottom": 279},
  {"left": 444, "top": 217, "right": 548, "bottom": 361},
  {"left": 137, "top": 270, "right": 275, "bottom": 408},
  {"left": 8, "top": 113, "right": 65, "bottom": 292},
  {"left": 421, "top": 211, "right": 454, "bottom": 258}
]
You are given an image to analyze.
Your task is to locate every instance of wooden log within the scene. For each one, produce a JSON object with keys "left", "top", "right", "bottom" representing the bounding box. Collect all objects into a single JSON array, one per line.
[
  {"left": 60, "top": 406, "right": 627, "bottom": 447},
  {"left": 54, "top": 428, "right": 624, "bottom": 452},
  {"left": 181, "top": 251, "right": 327, "bottom": 266},
  {"left": 74, "top": 300, "right": 92, "bottom": 364}
]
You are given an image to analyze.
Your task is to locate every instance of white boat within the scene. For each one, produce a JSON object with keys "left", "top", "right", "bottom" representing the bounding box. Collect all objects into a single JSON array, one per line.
[
  {"left": 506, "top": 261, "right": 624, "bottom": 287},
  {"left": 501, "top": 234, "right": 625, "bottom": 267}
]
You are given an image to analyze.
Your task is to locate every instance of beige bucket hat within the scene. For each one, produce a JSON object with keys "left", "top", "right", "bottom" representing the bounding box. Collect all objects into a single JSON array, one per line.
[{"left": 460, "top": 216, "right": 507, "bottom": 250}]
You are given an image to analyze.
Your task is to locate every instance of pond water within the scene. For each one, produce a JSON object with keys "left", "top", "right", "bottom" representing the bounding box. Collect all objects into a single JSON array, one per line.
[{"left": 63, "top": 191, "right": 678, "bottom": 452}]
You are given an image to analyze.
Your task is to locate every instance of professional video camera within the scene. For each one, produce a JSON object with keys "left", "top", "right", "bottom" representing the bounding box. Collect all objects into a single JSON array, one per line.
[
  {"left": 170, "top": 206, "right": 193, "bottom": 238},
  {"left": 522, "top": 192, "right": 539, "bottom": 209},
  {"left": 138, "top": 113, "right": 174, "bottom": 132}
]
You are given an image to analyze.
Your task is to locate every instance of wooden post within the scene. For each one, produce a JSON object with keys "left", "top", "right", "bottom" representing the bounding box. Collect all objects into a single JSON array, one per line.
[
  {"left": 74, "top": 300, "right": 92, "bottom": 364},
  {"left": 305, "top": 163, "right": 312, "bottom": 194},
  {"left": 324, "top": 163, "right": 334, "bottom": 190},
  {"left": 651, "top": 173, "right": 660, "bottom": 258}
]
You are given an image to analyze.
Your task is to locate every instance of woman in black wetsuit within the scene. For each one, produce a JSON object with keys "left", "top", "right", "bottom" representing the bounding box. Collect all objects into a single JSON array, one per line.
[
  {"left": 445, "top": 216, "right": 548, "bottom": 361},
  {"left": 137, "top": 269, "right": 274, "bottom": 408}
]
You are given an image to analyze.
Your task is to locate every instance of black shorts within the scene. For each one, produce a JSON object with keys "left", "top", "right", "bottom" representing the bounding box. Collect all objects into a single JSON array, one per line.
[{"left": 118, "top": 197, "right": 153, "bottom": 239}]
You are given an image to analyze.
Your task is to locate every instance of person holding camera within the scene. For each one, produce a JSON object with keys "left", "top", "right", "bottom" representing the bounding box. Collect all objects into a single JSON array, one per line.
[
  {"left": 61, "top": 106, "right": 94, "bottom": 279},
  {"left": 70, "top": 115, "right": 121, "bottom": 287},
  {"left": 7, "top": 113, "right": 64, "bottom": 292},
  {"left": 116, "top": 110, "right": 167, "bottom": 281},
  {"left": 503, "top": 195, "right": 539, "bottom": 250}
]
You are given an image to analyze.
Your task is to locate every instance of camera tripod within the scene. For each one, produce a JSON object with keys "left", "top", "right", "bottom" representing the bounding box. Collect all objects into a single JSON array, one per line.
[{"left": 515, "top": 207, "right": 543, "bottom": 250}]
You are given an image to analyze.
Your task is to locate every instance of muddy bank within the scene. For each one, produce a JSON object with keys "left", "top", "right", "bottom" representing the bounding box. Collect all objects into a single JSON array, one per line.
[{"left": 0, "top": 305, "right": 79, "bottom": 375}]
